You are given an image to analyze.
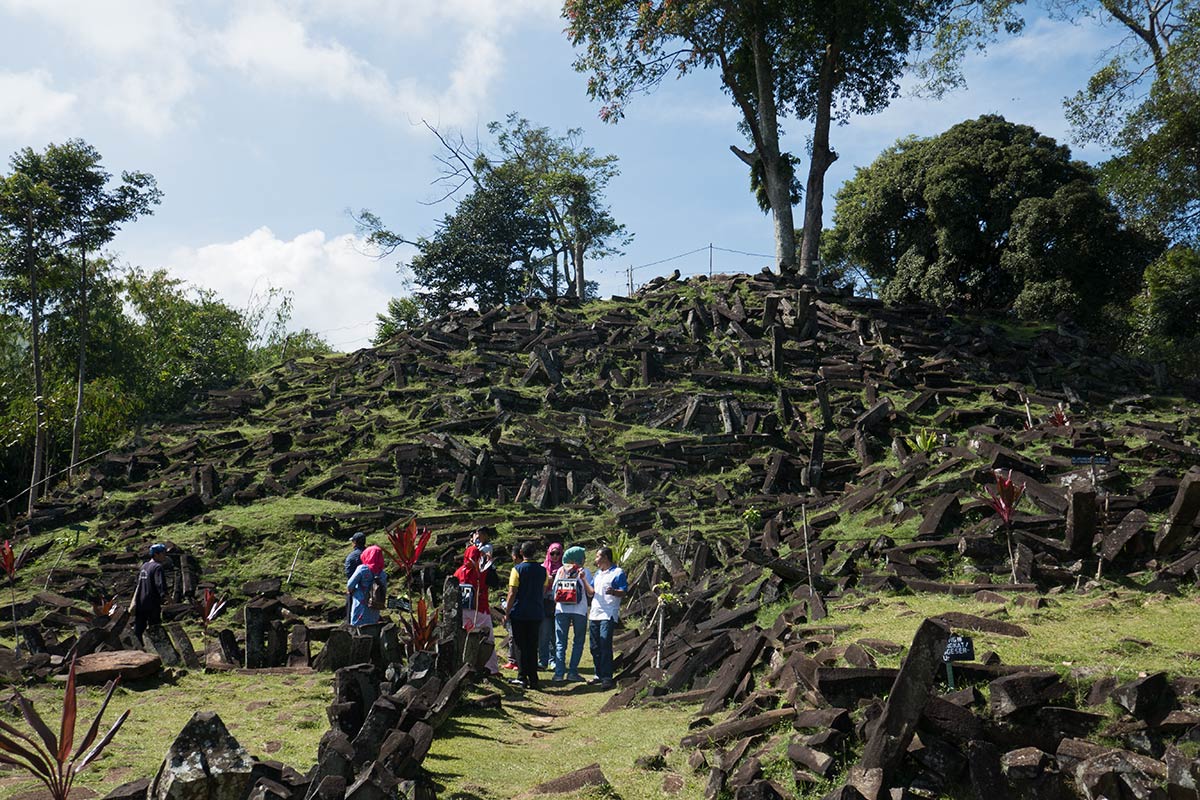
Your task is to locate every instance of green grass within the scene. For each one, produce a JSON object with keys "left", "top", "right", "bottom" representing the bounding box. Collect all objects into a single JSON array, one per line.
[
  {"left": 1, "top": 670, "right": 330, "bottom": 797},
  {"left": 812, "top": 590, "right": 1200, "bottom": 679},
  {"left": 427, "top": 684, "right": 706, "bottom": 800}
]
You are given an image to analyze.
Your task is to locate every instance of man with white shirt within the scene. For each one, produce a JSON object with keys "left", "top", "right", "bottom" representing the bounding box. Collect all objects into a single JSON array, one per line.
[{"left": 587, "top": 546, "right": 628, "bottom": 690}]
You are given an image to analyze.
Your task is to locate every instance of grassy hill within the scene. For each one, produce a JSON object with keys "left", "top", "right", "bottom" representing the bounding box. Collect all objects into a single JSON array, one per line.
[{"left": 3, "top": 270, "right": 1199, "bottom": 798}]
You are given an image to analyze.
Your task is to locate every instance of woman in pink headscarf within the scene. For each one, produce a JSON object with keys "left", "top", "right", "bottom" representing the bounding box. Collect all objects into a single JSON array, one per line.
[
  {"left": 538, "top": 542, "right": 563, "bottom": 670},
  {"left": 347, "top": 544, "right": 388, "bottom": 626}
]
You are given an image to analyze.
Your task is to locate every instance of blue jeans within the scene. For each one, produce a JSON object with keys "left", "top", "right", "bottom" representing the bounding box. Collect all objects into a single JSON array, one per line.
[
  {"left": 589, "top": 618, "right": 615, "bottom": 681},
  {"left": 554, "top": 613, "right": 586, "bottom": 677},
  {"left": 538, "top": 615, "right": 556, "bottom": 668}
]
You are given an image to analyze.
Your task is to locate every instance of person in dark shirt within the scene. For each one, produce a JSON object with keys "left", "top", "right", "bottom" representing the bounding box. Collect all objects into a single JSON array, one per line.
[
  {"left": 344, "top": 532, "right": 366, "bottom": 624},
  {"left": 502, "top": 541, "right": 547, "bottom": 690},
  {"left": 344, "top": 532, "right": 366, "bottom": 578},
  {"left": 133, "top": 543, "right": 169, "bottom": 645}
]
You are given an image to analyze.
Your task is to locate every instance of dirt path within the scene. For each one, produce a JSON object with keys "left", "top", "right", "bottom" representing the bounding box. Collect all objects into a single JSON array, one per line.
[{"left": 426, "top": 672, "right": 706, "bottom": 799}]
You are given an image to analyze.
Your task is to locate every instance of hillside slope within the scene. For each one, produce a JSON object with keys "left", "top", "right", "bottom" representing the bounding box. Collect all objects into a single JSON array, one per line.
[{"left": 5, "top": 270, "right": 1200, "bottom": 799}]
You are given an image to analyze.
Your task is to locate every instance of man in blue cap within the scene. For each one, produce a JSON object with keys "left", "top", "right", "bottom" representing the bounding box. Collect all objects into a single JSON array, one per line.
[
  {"left": 344, "top": 532, "right": 367, "bottom": 623},
  {"left": 133, "top": 543, "right": 170, "bottom": 645}
]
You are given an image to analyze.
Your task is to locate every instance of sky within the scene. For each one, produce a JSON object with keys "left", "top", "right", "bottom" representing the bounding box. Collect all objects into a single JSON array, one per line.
[{"left": 0, "top": 1, "right": 1126, "bottom": 350}]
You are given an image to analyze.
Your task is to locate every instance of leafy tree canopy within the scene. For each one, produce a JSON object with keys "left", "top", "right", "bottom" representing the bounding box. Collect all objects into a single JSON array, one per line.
[
  {"left": 564, "top": 0, "right": 1024, "bottom": 275},
  {"left": 408, "top": 169, "right": 553, "bottom": 316},
  {"left": 373, "top": 297, "right": 425, "bottom": 345},
  {"left": 361, "top": 114, "right": 625, "bottom": 316},
  {"left": 1053, "top": 0, "right": 1199, "bottom": 242},
  {"left": 826, "top": 114, "right": 1162, "bottom": 318}
]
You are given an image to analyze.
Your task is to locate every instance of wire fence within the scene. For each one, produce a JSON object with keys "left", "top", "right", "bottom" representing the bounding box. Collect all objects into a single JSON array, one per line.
[{"left": 595, "top": 242, "right": 775, "bottom": 294}]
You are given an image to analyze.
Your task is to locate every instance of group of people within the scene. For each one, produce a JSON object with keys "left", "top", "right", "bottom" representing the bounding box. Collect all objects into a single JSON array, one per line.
[{"left": 343, "top": 528, "right": 628, "bottom": 691}]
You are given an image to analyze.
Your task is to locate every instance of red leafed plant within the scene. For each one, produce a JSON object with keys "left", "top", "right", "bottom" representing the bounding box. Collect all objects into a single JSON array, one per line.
[
  {"left": 3, "top": 540, "right": 19, "bottom": 653},
  {"left": 984, "top": 469, "right": 1025, "bottom": 527},
  {"left": 402, "top": 594, "right": 439, "bottom": 655},
  {"left": 1047, "top": 403, "right": 1071, "bottom": 427},
  {"left": 0, "top": 540, "right": 14, "bottom": 582},
  {"left": 386, "top": 518, "right": 431, "bottom": 584},
  {"left": 195, "top": 588, "right": 226, "bottom": 629},
  {"left": 984, "top": 470, "right": 1026, "bottom": 583},
  {"left": 194, "top": 588, "right": 227, "bottom": 669},
  {"left": 0, "top": 656, "right": 130, "bottom": 800}
]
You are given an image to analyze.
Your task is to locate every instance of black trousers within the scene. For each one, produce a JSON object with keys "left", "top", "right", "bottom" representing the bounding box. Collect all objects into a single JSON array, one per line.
[
  {"left": 134, "top": 601, "right": 161, "bottom": 644},
  {"left": 511, "top": 619, "right": 542, "bottom": 688}
]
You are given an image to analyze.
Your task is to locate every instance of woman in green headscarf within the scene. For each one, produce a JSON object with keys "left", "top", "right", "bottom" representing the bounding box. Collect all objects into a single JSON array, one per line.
[{"left": 550, "top": 545, "right": 594, "bottom": 682}]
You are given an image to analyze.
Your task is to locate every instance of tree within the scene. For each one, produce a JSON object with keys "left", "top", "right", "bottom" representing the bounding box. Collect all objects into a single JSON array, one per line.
[
  {"left": 489, "top": 114, "right": 629, "bottom": 298},
  {"left": 1054, "top": 0, "right": 1200, "bottom": 242},
  {"left": 563, "top": 0, "right": 1023, "bottom": 277},
  {"left": 373, "top": 297, "right": 425, "bottom": 345},
  {"left": 565, "top": 0, "right": 805, "bottom": 272},
  {"left": 408, "top": 170, "right": 554, "bottom": 315},
  {"left": 1128, "top": 245, "right": 1200, "bottom": 375},
  {"left": 0, "top": 148, "right": 67, "bottom": 514},
  {"left": 360, "top": 114, "right": 624, "bottom": 313},
  {"left": 826, "top": 115, "right": 1161, "bottom": 317},
  {"left": 39, "top": 140, "right": 160, "bottom": 478},
  {"left": 123, "top": 269, "right": 256, "bottom": 410}
]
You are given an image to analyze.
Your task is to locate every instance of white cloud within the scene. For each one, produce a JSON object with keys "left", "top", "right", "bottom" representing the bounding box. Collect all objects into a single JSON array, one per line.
[
  {"left": 0, "top": 0, "right": 192, "bottom": 60},
  {"left": 0, "top": 0, "right": 556, "bottom": 136},
  {"left": 293, "top": 0, "right": 560, "bottom": 34},
  {"left": 0, "top": 70, "right": 77, "bottom": 139},
  {"left": 0, "top": 0, "right": 198, "bottom": 135},
  {"left": 213, "top": 3, "right": 502, "bottom": 125},
  {"left": 166, "top": 227, "right": 410, "bottom": 351}
]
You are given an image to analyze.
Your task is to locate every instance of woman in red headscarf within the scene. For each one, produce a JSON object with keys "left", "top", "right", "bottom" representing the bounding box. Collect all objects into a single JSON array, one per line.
[
  {"left": 455, "top": 545, "right": 499, "bottom": 674},
  {"left": 347, "top": 544, "right": 388, "bottom": 626}
]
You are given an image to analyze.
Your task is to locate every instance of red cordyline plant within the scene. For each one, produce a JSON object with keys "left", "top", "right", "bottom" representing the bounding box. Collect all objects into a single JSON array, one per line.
[
  {"left": 3, "top": 540, "right": 19, "bottom": 653},
  {"left": 194, "top": 589, "right": 227, "bottom": 669},
  {"left": 0, "top": 657, "right": 130, "bottom": 800},
  {"left": 386, "top": 518, "right": 431, "bottom": 586},
  {"left": 402, "top": 594, "right": 438, "bottom": 655},
  {"left": 195, "top": 588, "right": 227, "bottom": 629},
  {"left": 984, "top": 470, "right": 1026, "bottom": 583},
  {"left": 1047, "top": 403, "right": 1071, "bottom": 428}
]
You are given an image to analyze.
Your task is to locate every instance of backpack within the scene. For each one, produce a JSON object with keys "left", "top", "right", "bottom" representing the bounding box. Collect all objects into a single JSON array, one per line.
[
  {"left": 553, "top": 570, "right": 584, "bottom": 605},
  {"left": 367, "top": 576, "right": 388, "bottom": 610},
  {"left": 459, "top": 582, "right": 477, "bottom": 611}
]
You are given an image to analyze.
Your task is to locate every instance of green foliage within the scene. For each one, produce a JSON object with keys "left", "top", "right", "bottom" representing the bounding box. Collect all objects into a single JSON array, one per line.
[
  {"left": 122, "top": 268, "right": 254, "bottom": 408},
  {"left": 905, "top": 428, "right": 939, "bottom": 454},
  {"left": 408, "top": 168, "right": 552, "bottom": 315},
  {"left": 1128, "top": 246, "right": 1200, "bottom": 376},
  {"left": 366, "top": 114, "right": 626, "bottom": 316},
  {"left": 488, "top": 113, "right": 630, "bottom": 296},
  {"left": 1056, "top": 0, "right": 1199, "bottom": 243},
  {"left": 372, "top": 296, "right": 425, "bottom": 345},
  {"left": 827, "top": 115, "right": 1161, "bottom": 319}
]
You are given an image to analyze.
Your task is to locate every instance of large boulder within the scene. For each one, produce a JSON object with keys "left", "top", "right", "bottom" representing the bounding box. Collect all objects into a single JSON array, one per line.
[
  {"left": 149, "top": 711, "right": 254, "bottom": 800},
  {"left": 73, "top": 650, "right": 161, "bottom": 685}
]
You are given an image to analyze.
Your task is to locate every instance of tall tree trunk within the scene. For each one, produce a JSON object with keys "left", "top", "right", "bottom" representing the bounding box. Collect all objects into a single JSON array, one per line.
[
  {"left": 750, "top": 24, "right": 797, "bottom": 274},
  {"left": 564, "top": 247, "right": 578, "bottom": 298},
  {"left": 69, "top": 243, "right": 88, "bottom": 481},
  {"left": 548, "top": 248, "right": 559, "bottom": 301},
  {"left": 25, "top": 232, "right": 45, "bottom": 517},
  {"left": 800, "top": 44, "right": 841, "bottom": 279},
  {"left": 573, "top": 241, "right": 586, "bottom": 300}
]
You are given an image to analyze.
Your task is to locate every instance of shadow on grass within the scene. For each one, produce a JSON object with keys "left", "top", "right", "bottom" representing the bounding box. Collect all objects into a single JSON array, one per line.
[{"left": 437, "top": 714, "right": 501, "bottom": 744}]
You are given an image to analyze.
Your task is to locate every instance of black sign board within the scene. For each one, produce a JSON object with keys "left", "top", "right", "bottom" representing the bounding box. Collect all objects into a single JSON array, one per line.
[
  {"left": 1070, "top": 455, "right": 1112, "bottom": 466},
  {"left": 943, "top": 634, "right": 975, "bottom": 663}
]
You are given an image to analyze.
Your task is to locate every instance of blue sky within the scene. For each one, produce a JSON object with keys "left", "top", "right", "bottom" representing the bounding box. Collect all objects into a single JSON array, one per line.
[{"left": 0, "top": 1, "right": 1123, "bottom": 349}]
